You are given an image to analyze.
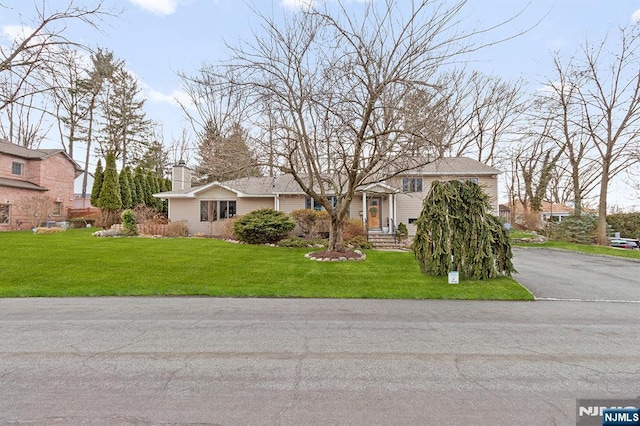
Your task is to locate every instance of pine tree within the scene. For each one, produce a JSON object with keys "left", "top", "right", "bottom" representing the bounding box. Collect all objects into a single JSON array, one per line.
[
  {"left": 194, "top": 121, "right": 260, "bottom": 183},
  {"left": 412, "top": 180, "right": 515, "bottom": 280},
  {"left": 90, "top": 159, "right": 103, "bottom": 207},
  {"left": 80, "top": 49, "right": 119, "bottom": 199},
  {"left": 138, "top": 140, "right": 170, "bottom": 177},
  {"left": 97, "top": 151, "right": 122, "bottom": 228},
  {"left": 97, "top": 65, "right": 152, "bottom": 169}
]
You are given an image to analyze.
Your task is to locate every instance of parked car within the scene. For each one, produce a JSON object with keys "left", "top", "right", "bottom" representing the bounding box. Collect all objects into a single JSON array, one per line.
[{"left": 609, "top": 238, "right": 639, "bottom": 249}]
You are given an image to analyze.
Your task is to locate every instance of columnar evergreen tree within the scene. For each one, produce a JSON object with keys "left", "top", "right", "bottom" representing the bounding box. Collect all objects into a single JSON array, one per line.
[
  {"left": 124, "top": 167, "right": 137, "bottom": 208},
  {"left": 90, "top": 160, "right": 103, "bottom": 207},
  {"left": 145, "top": 170, "right": 160, "bottom": 210},
  {"left": 119, "top": 168, "right": 133, "bottom": 209},
  {"left": 412, "top": 180, "right": 515, "bottom": 280},
  {"left": 133, "top": 166, "right": 147, "bottom": 207},
  {"left": 96, "top": 151, "right": 122, "bottom": 228}
]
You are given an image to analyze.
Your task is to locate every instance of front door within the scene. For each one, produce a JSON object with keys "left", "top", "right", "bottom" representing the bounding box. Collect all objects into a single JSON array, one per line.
[{"left": 367, "top": 197, "right": 382, "bottom": 229}]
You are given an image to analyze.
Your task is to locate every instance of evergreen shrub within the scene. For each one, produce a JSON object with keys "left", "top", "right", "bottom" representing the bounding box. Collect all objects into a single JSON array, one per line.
[
  {"left": 347, "top": 235, "right": 373, "bottom": 250},
  {"left": 607, "top": 212, "right": 640, "bottom": 239},
  {"left": 121, "top": 209, "right": 138, "bottom": 236},
  {"left": 233, "top": 208, "right": 296, "bottom": 245},
  {"left": 555, "top": 214, "right": 598, "bottom": 244}
]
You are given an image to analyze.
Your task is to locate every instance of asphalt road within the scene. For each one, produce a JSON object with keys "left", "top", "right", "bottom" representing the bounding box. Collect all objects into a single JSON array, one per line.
[
  {"left": 512, "top": 247, "right": 640, "bottom": 302},
  {"left": 1, "top": 297, "right": 639, "bottom": 425}
]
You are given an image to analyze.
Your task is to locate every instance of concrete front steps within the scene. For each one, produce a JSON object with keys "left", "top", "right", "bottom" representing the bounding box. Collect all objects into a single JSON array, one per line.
[{"left": 367, "top": 233, "right": 409, "bottom": 250}]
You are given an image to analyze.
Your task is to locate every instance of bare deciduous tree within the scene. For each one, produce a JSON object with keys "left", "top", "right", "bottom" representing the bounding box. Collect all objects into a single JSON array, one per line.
[
  {"left": 0, "top": 0, "right": 116, "bottom": 112},
  {"left": 46, "top": 48, "right": 91, "bottom": 159},
  {"left": 571, "top": 26, "right": 640, "bottom": 244},
  {"left": 195, "top": 0, "right": 528, "bottom": 251},
  {"left": 536, "top": 54, "right": 600, "bottom": 216},
  {"left": 18, "top": 195, "right": 54, "bottom": 228}
]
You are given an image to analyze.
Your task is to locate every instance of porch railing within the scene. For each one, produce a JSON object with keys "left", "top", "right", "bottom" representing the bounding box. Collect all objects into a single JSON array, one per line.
[{"left": 364, "top": 218, "right": 369, "bottom": 242}]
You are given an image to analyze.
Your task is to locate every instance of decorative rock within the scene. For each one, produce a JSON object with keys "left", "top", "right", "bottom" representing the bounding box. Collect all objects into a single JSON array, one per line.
[{"left": 92, "top": 230, "right": 121, "bottom": 237}]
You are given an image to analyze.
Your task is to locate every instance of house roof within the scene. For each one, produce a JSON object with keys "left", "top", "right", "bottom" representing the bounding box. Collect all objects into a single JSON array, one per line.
[
  {"left": 405, "top": 157, "right": 500, "bottom": 176},
  {"left": 155, "top": 175, "right": 307, "bottom": 199},
  {"left": 155, "top": 157, "right": 500, "bottom": 199},
  {"left": 0, "top": 140, "right": 83, "bottom": 174},
  {"left": 0, "top": 177, "right": 48, "bottom": 191}
]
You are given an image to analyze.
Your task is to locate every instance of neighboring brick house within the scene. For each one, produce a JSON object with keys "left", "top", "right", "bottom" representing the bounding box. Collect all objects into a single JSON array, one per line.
[
  {"left": 0, "top": 140, "right": 83, "bottom": 230},
  {"left": 154, "top": 157, "right": 500, "bottom": 237}
]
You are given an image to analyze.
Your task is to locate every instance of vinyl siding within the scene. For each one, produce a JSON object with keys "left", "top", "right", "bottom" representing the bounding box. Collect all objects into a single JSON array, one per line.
[
  {"left": 390, "top": 175, "right": 498, "bottom": 236},
  {"left": 237, "top": 198, "right": 274, "bottom": 214},
  {"left": 277, "top": 194, "right": 307, "bottom": 213}
]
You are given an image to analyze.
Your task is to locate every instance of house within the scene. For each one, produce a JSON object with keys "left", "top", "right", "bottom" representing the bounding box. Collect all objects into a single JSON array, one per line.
[
  {"left": 154, "top": 157, "right": 500, "bottom": 236},
  {"left": 0, "top": 140, "right": 83, "bottom": 230},
  {"left": 506, "top": 200, "right": 575, "bottom": 229}
]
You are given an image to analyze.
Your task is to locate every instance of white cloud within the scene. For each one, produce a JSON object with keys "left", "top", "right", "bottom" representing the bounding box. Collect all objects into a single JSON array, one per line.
[
  {"left": 148, "top": 88, "right": 192, "bottom": 108},
  {"left": 129, "top": 0, "right": 178, "bottom": 15},
  {"left": 632, "top": 9, "right": 640, "bottom": 23},
  {"left": 2, "top": 25, "right": 35, "bottom": 43},
  {"left": 281, "top": 0, "right": 317, "bottom": 11}
]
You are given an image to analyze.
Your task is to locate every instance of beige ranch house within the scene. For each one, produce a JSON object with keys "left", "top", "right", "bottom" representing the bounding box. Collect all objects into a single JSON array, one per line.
[{"left": 154, "top": 157, "right": 500, "bottom": 237}]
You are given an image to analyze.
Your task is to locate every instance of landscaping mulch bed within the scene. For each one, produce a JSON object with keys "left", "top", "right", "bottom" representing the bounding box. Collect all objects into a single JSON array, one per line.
[{"left": 305, "top": 250, "right": 366, "bottom": 262}]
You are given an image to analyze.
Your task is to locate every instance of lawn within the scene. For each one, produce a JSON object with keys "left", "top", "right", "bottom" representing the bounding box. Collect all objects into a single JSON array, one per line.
[
  {"left": 515, "top": 238, "right": 640, "bottom": 260},
  {"left": 0, "top": 228, "right": 533, "bottom": 300},
  {"left": 511, "top": 231, "right": 640, "bottom": 260}
]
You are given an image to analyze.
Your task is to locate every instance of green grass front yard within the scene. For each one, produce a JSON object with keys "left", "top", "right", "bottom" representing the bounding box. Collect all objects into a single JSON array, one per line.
[
  {"left": 0, "top": 228, "right": 533, "bottom": 300},
  {"left": 512, "top": 233, "right": 640, "bottom": 260}
]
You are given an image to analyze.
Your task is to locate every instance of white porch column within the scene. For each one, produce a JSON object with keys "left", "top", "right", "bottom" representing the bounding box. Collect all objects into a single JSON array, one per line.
[
  {"left": 362, "top": 192, "right": 367, "bottom": 225},
  {"left": 274, "top": 194, "right": 280, "bottom": 211},
  {"left": 390, "top": 193, "right": 396, "bottom": 231},
  {"left": 388, "top": 194, "right": 394, "bottom": 231}
]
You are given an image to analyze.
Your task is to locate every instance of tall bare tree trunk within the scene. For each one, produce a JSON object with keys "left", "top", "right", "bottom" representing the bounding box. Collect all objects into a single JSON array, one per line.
[{"left": 596, "top": 163, "right": 610, "bottom": 245}]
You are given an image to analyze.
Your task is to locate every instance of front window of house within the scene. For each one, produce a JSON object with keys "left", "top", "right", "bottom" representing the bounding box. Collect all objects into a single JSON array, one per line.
[
  {"left": 200, "top": 200, "right": 236, "bottom": 222},
  {"left": 402, "top": 178, "right": 422, "bottom": 192},
  {"left": 0, "top": 204, "right": 10, "bottom": 224},
  {"left": 11, "top": 162, "right": 23, "bottom": 176},
  {"left": 53, "top": 201, "right": 62, "bottom": 216},
  {"left": 305, "top": 196, "right": 337, "bottom": 211},
  {"left": 219, "top": 200, "right": 236, "bottom": 219}
]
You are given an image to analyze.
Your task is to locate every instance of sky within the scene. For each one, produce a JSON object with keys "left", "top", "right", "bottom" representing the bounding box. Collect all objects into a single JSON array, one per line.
[{"left": 2, "top": 0, "right": 640, "bottom": 209}]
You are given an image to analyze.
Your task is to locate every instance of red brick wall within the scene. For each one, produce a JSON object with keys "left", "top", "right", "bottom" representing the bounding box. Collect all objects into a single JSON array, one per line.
[{"left": 0, "top": 152, "right": 76, "bottom": 231}]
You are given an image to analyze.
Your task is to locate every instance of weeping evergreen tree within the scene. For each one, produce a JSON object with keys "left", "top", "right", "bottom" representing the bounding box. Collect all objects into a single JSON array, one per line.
[
  {"left": 90, "top": 160, "right": 103, "bottom": 207},
  {"left": 413, "top": 180, "right": 515, "bottom": 280}
]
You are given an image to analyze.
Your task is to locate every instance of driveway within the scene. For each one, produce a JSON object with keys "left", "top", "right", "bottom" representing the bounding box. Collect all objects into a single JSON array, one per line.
[
  {"left": 513, "top": 247, "right": 640, "bottom": 302},
  {"left": 1, "top": 297, "right": 639, "bottom": 425}
]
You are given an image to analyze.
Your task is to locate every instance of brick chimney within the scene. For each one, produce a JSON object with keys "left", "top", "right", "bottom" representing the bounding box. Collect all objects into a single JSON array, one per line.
[{"left": 172, "top": 160, "right": 192, "bottom": 191}]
